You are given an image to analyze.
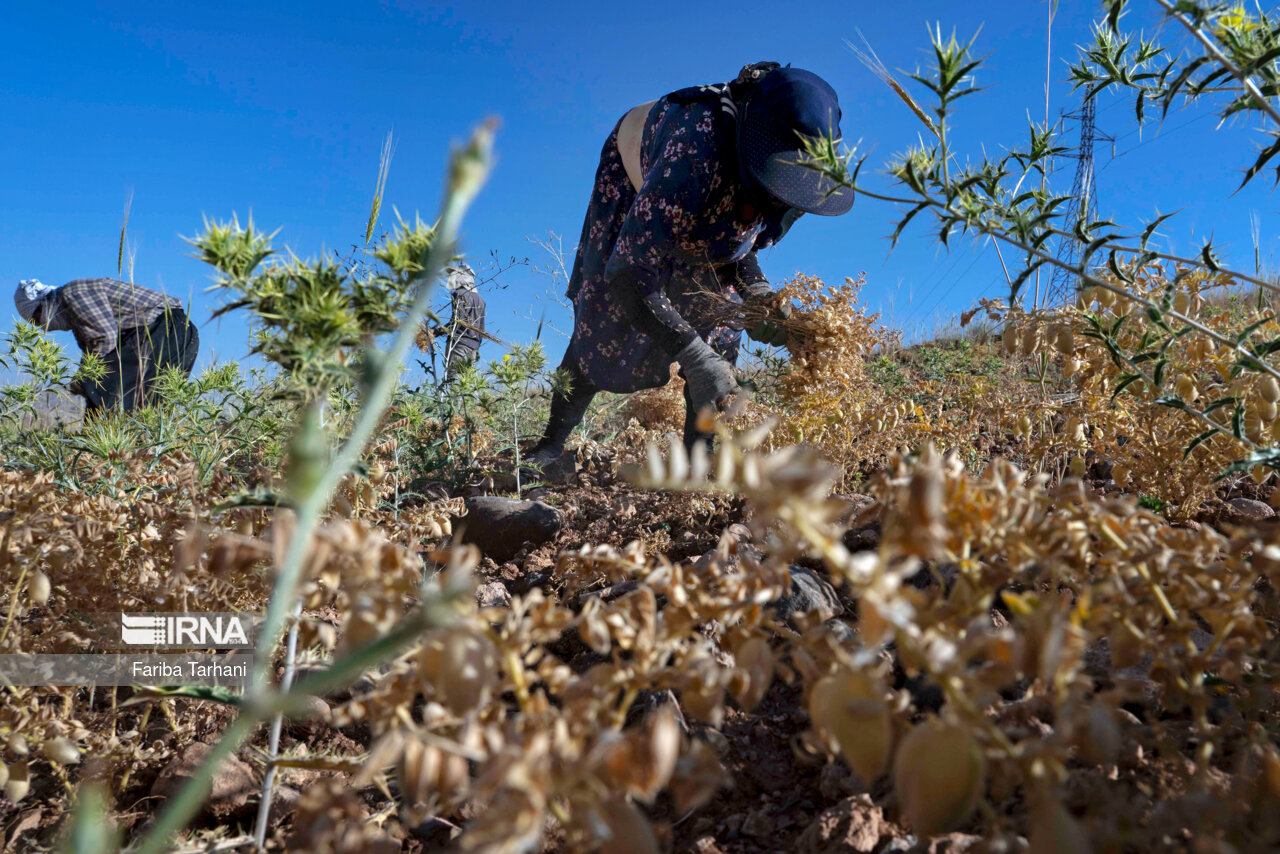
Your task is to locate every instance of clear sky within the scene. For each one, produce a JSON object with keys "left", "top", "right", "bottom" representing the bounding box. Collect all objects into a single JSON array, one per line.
[{"left": 3, "top": 1, "right": 1277, "bottom": 374}]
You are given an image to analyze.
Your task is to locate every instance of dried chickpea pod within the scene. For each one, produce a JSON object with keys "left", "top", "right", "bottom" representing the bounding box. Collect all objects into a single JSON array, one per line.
[
  {"left": 1065, "top": 417, "right": 1086, "bottom": 443},
  {"left": 1246, "top": 414, "right": 1266, "bottom": 443},
  {"left": 1261, "top": 376, "right": 1280, "bottom": 404},
  {"left": 1174, "top": 291, "right": 1191, "bottom": 314},
  {"left": 809, "top": 668, "right": 892, "bottom": 785},
  {"left": 893, "top": 720, "right": 985, "bottom": 835},
  {"left": 1054, "top": 326, "right": 1074, "bottom": 355},
  {"left": 1175, "top": 374, "right": 1198, "bottom": 402},
  {"left": 28, "top": 571, "right": 50, "bottom": 605},
  {"left": 1113, "top": 464, "right": 1131, "bottom": 487},
  {"left": 1002, "top": 326, "right": 1018, "bottom": 354},
  {"left": 1096, "top": 287, "right": 1116, "bottom": 308},
  {"left": 1019, "top": 328, "right": 1037, "bottom": 357}
]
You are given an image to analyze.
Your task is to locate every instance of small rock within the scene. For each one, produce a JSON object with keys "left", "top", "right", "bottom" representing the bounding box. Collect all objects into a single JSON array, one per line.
[
  {"left": 843, "top": 522, "right": 881, "bottom": 552},
  {"left": 881, "top": 838, "right": 917, "bottom": 853},
  {"left": 911, "top": 833, "right": 980, "bottom": 854},
  {"left": 522, "top": 449, "right": 577, "bottom": 485},
  {"left": 1228, "top": 497, "right": 1274, "bottom": 521},
  {"left": 460, "top": 497, "right": 564, "bottom": 562},
  {"left": 823, "top": 618, "right": 856, "bottom": 645},
  {"left": 741, "top": 807, "right": 776, "bottom": 838},
  {"left": 818, "top": 761, "right": 867, "bottom": 800},
  {"left": 1082, "top": 637, "right": 1155, "bottom": 682},
  {"left": 797, "top": 794, "right": 887, "bottom": 853},
  {"left": 475, "top": 580, "right": 511, "bottom": 609},
  {"left": 297, "top": 694, "right": 330, "bottom": 721},
  {"left": 411, "top": 816, "right": 462, "bottom": 846},
  {"left": 698, "top": 727, "right": 731, "bottom": 756},
  {"left": 774, "top": 567, "right": 843, "bottom": 624},
  {"left": 694, "top": 836, "right": 728, "bottom": 854},
  {"left": 835, "top": 493, "right": 877, "bottom": 524},
  {"left": 151, "top": 742, "right": 257, "bottom": 818},
  {"left": 272, "top": 785, "right": 302, "bottom": 821},
  {"left": 906, "top": 563, "right": 958, "bottom": 593}
]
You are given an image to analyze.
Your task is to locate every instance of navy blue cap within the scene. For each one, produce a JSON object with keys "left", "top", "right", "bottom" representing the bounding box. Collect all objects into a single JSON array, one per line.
[{"left": 737, "top": 68, "right": 854, "bottom": 216}]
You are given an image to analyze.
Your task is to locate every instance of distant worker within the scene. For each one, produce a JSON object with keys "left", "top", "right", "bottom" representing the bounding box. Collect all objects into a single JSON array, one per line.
[
  {"left": 526, "top": 62, "right": 853, "bottom": 470},
  {"left": 13, "top": 278, "right": 199, "bottom": 413},
  {"left": 438, "top": 263, "right": 485, "bottom": 374}
]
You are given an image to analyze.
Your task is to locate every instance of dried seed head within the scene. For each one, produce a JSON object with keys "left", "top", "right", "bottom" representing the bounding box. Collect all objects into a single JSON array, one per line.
[
  {"left": 418, "top": 626, "right": 499, "bottom": 714},
  {"left": 28, "top": 571, "right": 50, "bottom": 606},
  {"left": 1262, "top": 376, "right": 1280, "bottom": 404},
  {"left": 1176, "top": 374, "right": 1199, "bottom": 402},
  {"left": 1029, "top": 799, "right": 1091, "bottom": 854},
  {"left": 43, "top": 736, "right": 79, "bottom": 766},
  {"left": 4, "top": 761, "right": 28, "bottom": 802},
  {"left": 596, "top": 796, "right": 659, "bottom": 854},
  {"left": 1065, "top": 417, "right": 1086, "bottom": 444},
  {"left": 809, "top": 668, "right": 892, "bottom": 785},
  {"left": 1002, "top": 326, "right": 1018, "bottom": 354},
  {"left": 734, "top": 637, "right": 775, "bottom": 712},
  {"left": 1054, "top": 326, "right": 1074, "bottom": 355},
  {"left": 893, "top": 719, "right": 985, "bottom": 836}
]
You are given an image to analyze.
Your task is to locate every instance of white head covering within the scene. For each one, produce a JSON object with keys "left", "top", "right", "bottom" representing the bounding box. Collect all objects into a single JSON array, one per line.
[
  {"left": 444, "top": 263, "right": 477, "bottom": 292},
  {"left": 14, "top": 279, "right": 55, "bottom": 322}
]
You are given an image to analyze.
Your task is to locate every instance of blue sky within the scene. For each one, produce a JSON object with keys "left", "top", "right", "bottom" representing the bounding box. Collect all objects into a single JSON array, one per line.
[{"left": 3, "top": 1, "right": 1278, "bottom": 375}]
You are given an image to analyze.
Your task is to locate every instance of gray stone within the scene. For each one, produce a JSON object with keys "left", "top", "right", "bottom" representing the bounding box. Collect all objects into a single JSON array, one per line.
[
  {"left": 150, "top": 742, "right": 257, "bottom": 818},
  {"left": 823, "top": 619, "right": 857, "bottom": 645},
  {"left": 1227, "top": 497, "right": 1275, "bottom": 521},
  {"left": 773, "top": 566, "right": 843, "bottom": 624},
  {"left": 475, "top": 580, "right": 512, "bottom": 609},
  {"left": 460, "top": 496, "right": 564, "bottom": 562}
]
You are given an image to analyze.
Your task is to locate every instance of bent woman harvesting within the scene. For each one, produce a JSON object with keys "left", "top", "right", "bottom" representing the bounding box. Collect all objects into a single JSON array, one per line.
[{"left": 526, "top": 62, "right": 854, "bottom": 469}]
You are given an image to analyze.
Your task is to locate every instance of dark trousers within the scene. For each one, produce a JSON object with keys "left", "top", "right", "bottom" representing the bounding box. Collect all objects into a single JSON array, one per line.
[
  {"left": 534, "top": 357, "right": 709, "bottom": 454},
  {"left": 82, "top": 309, "right": 199, "bottom": 413}
]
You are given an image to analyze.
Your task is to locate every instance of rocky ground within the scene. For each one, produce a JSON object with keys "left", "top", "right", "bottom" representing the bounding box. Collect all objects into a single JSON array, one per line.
[{"left": 6, "top": 449, "right": 1277, "bottom": 853}]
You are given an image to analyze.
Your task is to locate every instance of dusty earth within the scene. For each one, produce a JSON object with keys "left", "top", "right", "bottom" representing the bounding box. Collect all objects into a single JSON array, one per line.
[{"left": 4, "top": 452, "right": 1277, "bottom": 853}]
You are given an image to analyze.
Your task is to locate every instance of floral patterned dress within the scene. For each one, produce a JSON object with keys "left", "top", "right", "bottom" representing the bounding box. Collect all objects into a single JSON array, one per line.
[{"left": 562, "top": 93, "right": 772, "bottom": 393}]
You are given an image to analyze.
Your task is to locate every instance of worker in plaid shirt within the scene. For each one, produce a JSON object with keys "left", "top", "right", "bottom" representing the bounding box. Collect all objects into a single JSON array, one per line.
[{"left": 13, "top": 278, "right": 199, "bottom": 413}]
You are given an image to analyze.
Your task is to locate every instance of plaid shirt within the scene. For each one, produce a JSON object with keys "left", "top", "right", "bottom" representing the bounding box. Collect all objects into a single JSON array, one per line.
[{"left": 52, "top": 278, "right": 181, "bottom": 358}]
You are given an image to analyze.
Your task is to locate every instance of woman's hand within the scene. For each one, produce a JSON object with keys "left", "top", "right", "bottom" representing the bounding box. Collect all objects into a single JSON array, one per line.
[{"left": 744, "top": 290, "right": 792, "bottom": 347}]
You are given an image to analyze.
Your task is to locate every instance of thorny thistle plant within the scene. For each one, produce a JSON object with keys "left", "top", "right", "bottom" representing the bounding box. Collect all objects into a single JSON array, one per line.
[
  {"left": 0, "top": 322, "right": 105, "bottom": 425},
  {"left": 799, "top": 0, "right": 1280, "bottom": 480}
]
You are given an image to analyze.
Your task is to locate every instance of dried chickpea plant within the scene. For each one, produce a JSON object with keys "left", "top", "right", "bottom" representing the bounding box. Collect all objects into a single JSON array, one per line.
[{"left": 10, "top": 3, "right": 1280, "bottom": 853}]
